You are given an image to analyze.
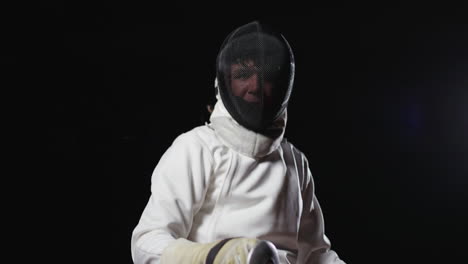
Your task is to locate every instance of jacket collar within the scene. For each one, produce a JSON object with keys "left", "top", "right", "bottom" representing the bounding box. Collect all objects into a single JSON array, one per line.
[{"left": 209, "top": 97, "right": 286, "bottom": 159}]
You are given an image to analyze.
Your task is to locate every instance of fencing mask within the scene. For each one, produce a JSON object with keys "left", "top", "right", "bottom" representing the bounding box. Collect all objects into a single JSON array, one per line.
[{"left": 216, "top": 21, "right": 295, "bottom": 133}]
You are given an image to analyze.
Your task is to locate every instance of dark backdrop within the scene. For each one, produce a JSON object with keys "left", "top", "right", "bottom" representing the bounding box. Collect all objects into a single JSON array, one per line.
[{"left": 38, "top": 5, "right": 467, "bottom": 264}]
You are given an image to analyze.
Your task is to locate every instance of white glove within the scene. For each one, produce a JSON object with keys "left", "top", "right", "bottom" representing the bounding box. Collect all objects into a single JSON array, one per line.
[{"left": 161, "top": 237, "right": 279, "bottom": 264}]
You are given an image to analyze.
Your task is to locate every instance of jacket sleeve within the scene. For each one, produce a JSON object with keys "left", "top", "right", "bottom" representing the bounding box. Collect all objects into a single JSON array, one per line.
[
  {"left": 131, "top": 132, "right": 213, "bottom": 264},
  {"left": 296, "top": 164, "right": 346, "bottom": 264}
]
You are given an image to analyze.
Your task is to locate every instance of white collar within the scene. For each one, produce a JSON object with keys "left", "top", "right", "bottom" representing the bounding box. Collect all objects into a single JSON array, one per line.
[{"left": 209, "top": 97, "right": 287, "bottom": 159}]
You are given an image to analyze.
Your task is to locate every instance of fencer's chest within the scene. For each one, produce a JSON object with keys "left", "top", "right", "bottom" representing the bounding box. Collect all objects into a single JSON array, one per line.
[{"left": 207, "top": 151, "right": 302, "bottom": 235}]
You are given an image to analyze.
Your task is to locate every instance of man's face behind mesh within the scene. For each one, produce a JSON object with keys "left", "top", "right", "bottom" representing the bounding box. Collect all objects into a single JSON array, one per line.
[{"left": 230, "top": 59, "right": 273, "bottom": 106}]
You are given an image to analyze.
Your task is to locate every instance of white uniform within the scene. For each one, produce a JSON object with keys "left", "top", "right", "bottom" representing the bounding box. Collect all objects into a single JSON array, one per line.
[{"left": 131, "top": 99, "right": 345, "bottom": 264}]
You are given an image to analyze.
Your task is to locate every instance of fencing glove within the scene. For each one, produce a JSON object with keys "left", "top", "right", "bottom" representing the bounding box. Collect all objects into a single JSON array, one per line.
[{"left": 160, "top": 237, "right": 279, "bottom": 264}]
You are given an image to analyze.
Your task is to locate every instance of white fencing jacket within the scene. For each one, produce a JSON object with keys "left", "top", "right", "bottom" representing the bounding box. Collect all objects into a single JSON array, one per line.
[{"left": 131, "top": 99, "right": 345, "bottom": 264}]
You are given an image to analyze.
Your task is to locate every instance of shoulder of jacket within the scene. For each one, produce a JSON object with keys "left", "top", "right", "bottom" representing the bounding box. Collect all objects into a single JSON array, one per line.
[
  {"left": 173, "top": 125, "right": 217, "bottom": 151},
  {"left": 281, "top": 138, "right": 312, "bottom": 190},
  {"left": 281, "top": 138, "right": 308, "bottom": 162}
]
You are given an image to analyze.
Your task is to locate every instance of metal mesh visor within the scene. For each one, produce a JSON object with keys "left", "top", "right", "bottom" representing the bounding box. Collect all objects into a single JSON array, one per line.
[{"left": 216, "top": 21, "right": 294, "bottom": 133}]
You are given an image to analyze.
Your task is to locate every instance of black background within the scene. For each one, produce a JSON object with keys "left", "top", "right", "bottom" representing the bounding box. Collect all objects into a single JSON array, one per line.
[{"left": 36, "top": 4, "right": 467, "bottom": 264}]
